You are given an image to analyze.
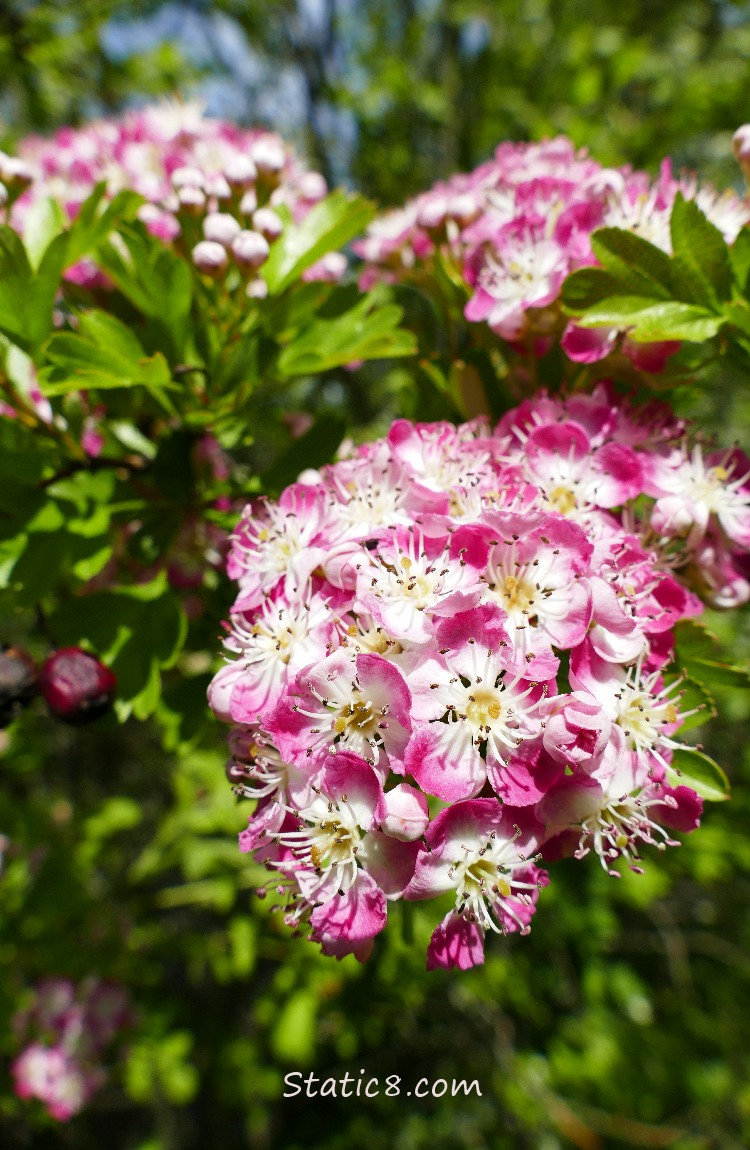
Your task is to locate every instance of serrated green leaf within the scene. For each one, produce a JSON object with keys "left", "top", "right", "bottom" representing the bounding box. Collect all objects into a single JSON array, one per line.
[
  {"left": 590, "top": 228, "right": 674, "bottom": 295},
  {"left": 262, "top": 190, "right": 373, "bottom": 295},
  {"left": 40, "top": 312, "right": 174, "bottom": 396},
  {"left": 573, "top": 296, "right": 723, "bottom": 342},
  {"left": 669, "top": 193, "right": 732, "bottom": 303},
  {"left": 561, "top": 266, "right": 635, "bottom": 311},
  {"left": 665, "top": 747, "right": 730, "bottom": 802},
  {"left": 729, "top": 226, "right": 750, "bottom": 293}
]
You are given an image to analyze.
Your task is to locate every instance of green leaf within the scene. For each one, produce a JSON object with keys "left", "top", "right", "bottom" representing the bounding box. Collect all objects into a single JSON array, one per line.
[
  {"left": 561, "top": 267, "right": 636, "bottom": 311},
  {"left": 276, "top": 287, "right": 417, "bottom": 376},
  {"left": 729, "top": 226, "right": 750, "bottom": 293},
  {"left": 262, "top": 190, "right": 374, "bottom": 294},
  {"left": 572, "top": 297, "right": 723, "bottom": 342},
  {"left": 40, "top": 311, "right": 174, "bottom": 396},
  {"left": 64, "top": 184, "right": 143, "bottom": 269},
  {"left": 96, "top": 222, "right": 192, "bottom": 357},
  {"left": 665, "top": 747, "right": 730, "bottom": 802},
  {"left": 669, "top": 193, "right": 732, "bottom": 303},
  {"left": 22, "top": 196, "right": 67, "bottom": 270},
  {"left": 590, "top": 228, "right": 673, "bottom": 296},
  {"left": 674, "top": 619, "right": 750, "bottom": 690}
]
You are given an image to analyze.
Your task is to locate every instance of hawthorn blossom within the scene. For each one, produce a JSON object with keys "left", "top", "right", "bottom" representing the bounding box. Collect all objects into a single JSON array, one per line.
[
  {"left": 12, "top": 978, "right": 131, "bottom": 1122},
  {"left": 209, "top": 391, "right": 743, "bottom": 967}
]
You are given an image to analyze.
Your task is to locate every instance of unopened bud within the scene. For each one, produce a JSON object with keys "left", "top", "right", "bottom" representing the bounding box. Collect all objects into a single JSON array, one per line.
[
  {"left": 39, "top": 647, "right": 116, "bottom": 725},
  {"left": 192, "top": 240, "right": 228, "bottom": 276},
  {"left": 239, "top": 189, "right": 258, "bottom": 216},
  {"left": 296, "top": 171, "right": 327, "bottom": 202},
  {"left": 0, "top": 155, "right": 32, "bottom": 188},
  {"left": 231, "top": 229, "right": 270, "bottom": 271},
  {"left": 0, "top": 183, "right": 7, "bottom": 209},
  {"left": 380, "top": 783, "right": 429, "bottom": 842},
  {"left": 246, "top": 278, "right": 269, "bottom": 300},
  {"left": 171, "top": 166, "right": 206, "bottom": 190},
  {"left": 177, "top": 185, "right": 206, "bottom": 215},
  {"left": 205, "top": 174, "right": 232, "bottom": 201},
  {"left": 250, "top": 138, "right": 285, "bottom": 177},
  {"left": 224, "top": 154, "right": 257, "bottom": 189},
  {"left": 203, "top": 212, "right": 242, "bottom": 247},
  {"left": 733, "top": 124, "right": 750, "bottom": 183},
  {"left": 252, "top": 208, "right": 284, "bottom": 241}
]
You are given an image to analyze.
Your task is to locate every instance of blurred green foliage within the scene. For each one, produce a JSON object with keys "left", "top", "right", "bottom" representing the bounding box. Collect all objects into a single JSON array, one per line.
[{"left": 2, "top": 3, "right": 750, "bottom": 1149}]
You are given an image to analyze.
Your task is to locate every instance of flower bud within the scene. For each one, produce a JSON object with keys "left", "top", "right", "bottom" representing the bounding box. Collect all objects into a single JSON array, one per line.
[
  {"left": 252, "top": 208, "right": 284, "bottom": 241},
  {"left": 224, "top": 154, "right": 257, "bottom": 189},
  {"left": 0, "top": 155, "right": 32, "bottom": 189},
  {"left": 239, "top": 189, "right": 258, "bottom": 216},
  {"left": 205, "top": 174, "right": 232, "bottom": 202},
  {"left": 176, "top": 185, "right": 206, "bottom": 215},
  {"left": 380, "top": 784, "right": 429, "bottom": 841},
  {"left": 296, "top": 171, "right": 327, "bottom": 202},
  {"left": 250, "top": 138, "right": 286, "bottom": 177},
  {"left": 171, "top": 165, "right": 205, "bottom": 190},
  {"left": 0, "top": 645, "right": 38, "bottom": 728},
  {"left": 246, "top": 278, "right": 269, "bottom": 300},
  {"left": 202, "top": 212, "right": 242, "bottom": 247},
  {"left": 0, "top": 183, "right": 7, "bottom": 209},
  {"left": 39, "top": 648, "right": 116, "bottom": 725},
  {"left": 192, "top": 240, "right": 228, "bottom": 277},
  {"left": 231, "top": 229, "right": 270, "bottom": 271}
]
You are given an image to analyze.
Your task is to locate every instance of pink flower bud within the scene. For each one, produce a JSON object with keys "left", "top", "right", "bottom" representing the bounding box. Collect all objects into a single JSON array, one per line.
[
  {"left": 239, "top": 189, "right": 258, "bottom": 216},
  {"left": 205, "top": 174, "right": 232, "bottom": 201},
  {"left": 192, "top": 240, "right": 228, "bottom": 276},
  {"left": 231, "top": 229, "right": 270, "bottom": 270},
  {"left": 250, "top": 138, "right": 286, "bottom": 177},
  {"left": 202, "top": 212, "right": 242, "bottom": 247},
  {"left": 0, "top": 183, "right": 7, "bottom": 208},
  {"left": 177, "top": 185, "right": 206, "bottom": 214},
  {"left": 252, "top": 207, "right": 284, "bottom": 241},
  {"left": 39, "top": 648, "right": 116, "bottom": 725},
  {"left": 246, "top": 278, "right": 269, "bottom": 300},
  {"left": 0, "top": 155, "right": 32, "bottom": 187},
  {"left": 171, "top": 165, "right": 205, "bottom": 190},
  {"left": 224, "top": 154, "right": 258, "bottom": 188},
  {"left": 381, "top": 784, "right": 429, "bottom": 841},
  {"left": 296, "top": 171, "right": 327, "bottom": 202}
]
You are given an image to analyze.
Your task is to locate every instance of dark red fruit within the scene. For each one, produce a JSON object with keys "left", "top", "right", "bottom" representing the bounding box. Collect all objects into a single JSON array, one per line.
[
  {"left": 0, "top": 645, "right": 38, "bottom": 728},
  {"left": 39, "top": 647, "right": 117, "bottom": 725}
]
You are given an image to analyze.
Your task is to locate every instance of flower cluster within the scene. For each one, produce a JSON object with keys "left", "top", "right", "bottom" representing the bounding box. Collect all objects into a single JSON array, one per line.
[
  {"left": 356, "top": 136, "right": 750, "bottom": 369},
  {"left": 209, "top": 385, "right": 750, "bottom": 969},
  {"left": 7, "top": 98, "right": 342, "bottom": 290},
  {"left": 11, "top": 978, "right": 131, "bottom": 1121}
]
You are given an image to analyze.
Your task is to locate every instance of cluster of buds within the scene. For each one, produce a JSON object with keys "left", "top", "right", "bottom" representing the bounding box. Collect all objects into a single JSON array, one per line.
[
  {"left": 10, "top": 98, "right": 343, "bottom": 289},
  {"left": 356, "top": 136, "right": 750, "bottom": 370},
  {"left": 11, "top": 978, "right": 131, "bottom": 1122},
  {"left": 209, "top": 384, "right": 750, "bottom": 969}
]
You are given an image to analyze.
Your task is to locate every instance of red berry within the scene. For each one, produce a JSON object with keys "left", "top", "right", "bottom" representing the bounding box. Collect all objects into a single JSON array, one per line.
[
  {"left": 0, "top": 645, "right": 38, "bottom": 727},
  {"left": 39, "top": 647, "right": 117, "bottom": 725}
]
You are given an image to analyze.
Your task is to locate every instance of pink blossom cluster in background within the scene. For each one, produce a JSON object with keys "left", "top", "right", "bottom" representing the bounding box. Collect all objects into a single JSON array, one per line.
[
  {"left": 208, "top": 384, "right": 750, "bottom": 970},
  {"left": 11, "top": 978, "right": 131, "bottom": 1121},
  {"left": 4, "top": 98, "right": 343, "bottom": 290},
  {"left": 356, "top": 137, "right": 750, "bottom": 369}
]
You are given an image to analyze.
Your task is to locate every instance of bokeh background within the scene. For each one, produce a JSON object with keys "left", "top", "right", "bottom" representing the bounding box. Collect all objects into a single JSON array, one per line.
[{"left": 3, "top": 2, "right": 750, "bottom": 1147}]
